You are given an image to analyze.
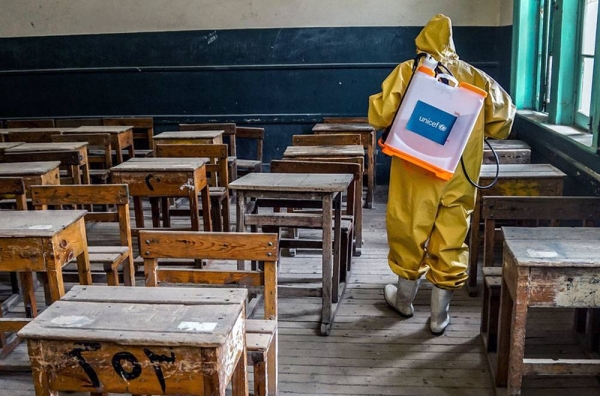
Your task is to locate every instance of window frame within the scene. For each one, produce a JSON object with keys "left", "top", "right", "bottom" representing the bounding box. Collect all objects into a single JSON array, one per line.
[{"left": 512, "top": 0, "right": 600, "bottom": 152}]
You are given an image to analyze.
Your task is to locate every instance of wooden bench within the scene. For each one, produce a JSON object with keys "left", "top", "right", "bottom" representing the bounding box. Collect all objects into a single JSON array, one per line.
[
  {"left": 293, "top": 133, "right": 361, "bottom": 147},
  {"left": 54, "top": 118, "right": 103, "bottom": 127},
  {"left": 483, "top": 139, "right": 531, "bottom": 164},
  {"left": 140, "top": 230, "right": 279, "bottom": 396},
  {"left": 6, "top": 128, "right": 65, "bottom": 143},
  {"left": 65, "top": 126, "right": 134, "bottom": 165},
  {"left": 4, "top": 142, "right": 91, "bottom": 185},
  {"left": 0, "top": 142, "right": 24, "bottom": 160},
  {"left": 323, "top": 116, "right": 369, "bottom": 124},
  {"left": 229, "top": 172, "right": 352, "bottom": 335},
  {"left": 270, "top": 159, "right": 362, "bottom": 281},
  {"left": 313, "top": 123, "right": 377, "bottom": 209},
  {"left": 155, "top": 144, "right": 231, "bottom": 232},
  {"left": 0, "top": 177, "right": 27, "bottom": 210},
  {"left": 31, "top": 184, "right": 135, "bottom": 289},
  {"left": 480, "top": 196, "right": 600, "bottom": 379},
  {"left": 236, "top": 126, "right": 264, "bottom": 176},
  {"left": 52, "top": 133, "right": 113, "bottom": 184},
  {"left": 103, "top": 117, "right": 154, "bottom": 157},
  {"left": 481, "top": 266, "right": 502, "bottom": 355},
  {"left": 5, "top": 119, "right": 54, "bottom": 128},
  {"left": 467, "top": 163, "right": 566, "bottom": 296},
  {"left": 180, "top": 122, "right": 238, "bottom": 182},
  {"left": 0, "top": 319, "right": 31, "bottom": 360}
]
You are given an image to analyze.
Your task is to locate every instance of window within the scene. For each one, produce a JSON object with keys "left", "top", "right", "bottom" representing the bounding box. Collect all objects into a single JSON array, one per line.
[
  {"left": 512, "top": 0, "right": 600, "bottom": 149},
  {"left": 576, "top": 0, "right": 597, "bottom": 126}
]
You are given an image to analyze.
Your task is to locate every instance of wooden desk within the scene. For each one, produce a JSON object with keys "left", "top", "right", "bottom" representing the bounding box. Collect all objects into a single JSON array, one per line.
[
  {"left": 283, "top": 144, "right": 365, "bottom": 161},
  {"left": 313, "top": 123, "right": 377, "bottom": 208},
  {"left": 111, "top": 157, "right": 212, "bottom": 232},
  {"left": 496, "top": 227, "right": 600, "bottom": 395},
  {"left": 4, "top": 142, "right": 90, "bottom": 185},
  {"left": 483, "top": 139, "right": 531, "bottom": 164},
  {"left": 467, "top": 163, "right": 566, "bottom": 296},
  {"left": 66, "top": 126, "right": 135, "bottom": 164},
  {"left": 229, "top": 172, "right": 352, "bottom": 336},
  {"left": 0, "top": 142, "right": 24, "bottom": 158},
  {"left": 103, "top": 117, "right": 154, "bottom": 154},
  {"left": 6, "top": 128, "right": 74, "bottom": 144},
  {"left": 153, "top": 130, "right": 224, "bottom": 147},
  {"left": 0, "top": 128, "right": 29, "bottom": 143},
  {"left": 0, "top": 211, "right": 91, "bottom": 304},
  {"left": 18, "top": 285, "right": 248, "bottom": 396},
  {"left": 0, "top": 161, "right": 61, "bottom": 196}
]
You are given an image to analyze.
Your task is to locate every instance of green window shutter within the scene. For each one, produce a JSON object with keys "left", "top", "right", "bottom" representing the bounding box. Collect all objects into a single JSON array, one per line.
[
  {"left": 511, "top": 0, "right": 541, "bottom": 109},
  {"left": 547, "top": 0, "right": 579, "bottom": 125}
]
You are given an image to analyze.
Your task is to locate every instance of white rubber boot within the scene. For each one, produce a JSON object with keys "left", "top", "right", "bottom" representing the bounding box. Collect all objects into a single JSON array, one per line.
[
  {"left": 383, "top": 277, "right": 421, "bottom": 318},
  {"left": 430, "top": 286, "right": 454, "bottom": 335}
]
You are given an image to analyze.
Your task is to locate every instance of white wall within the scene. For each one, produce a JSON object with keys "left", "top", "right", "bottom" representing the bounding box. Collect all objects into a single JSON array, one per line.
[
  {"left": 499, "top": 0, "right": 514, "bottom": 26},
  {"left": 0, "top": 0, "right": 513, "bottom": 38}
]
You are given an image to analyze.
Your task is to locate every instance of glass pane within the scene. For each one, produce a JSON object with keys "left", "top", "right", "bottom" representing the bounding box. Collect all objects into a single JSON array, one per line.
[
  {"left": 578, "top": 57, "right": 594, "bottom": 116},
  {"left": 545, "top": 55, "right": 553, "bottom": 109},
  {"left": 582, "top": 0, "right": 598, "bottom": 56}
]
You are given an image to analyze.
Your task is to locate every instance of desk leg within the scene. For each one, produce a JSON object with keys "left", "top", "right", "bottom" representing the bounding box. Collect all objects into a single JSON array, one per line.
[
  {"left": 19, "top": 272, "right": 37, "bottom": 317},
  {"left": 161, "top": 197, "right": 171, "bottom": 228},
  {"left": 77, "top": 218, "right": 92, "bottom": 286},
  {"left": 588, "top": 309, "right": 600, "bottom": 352},
  {"left": 354, "top": 177, "right": 363, "bottom": 257},
  {"left": 467, "top": 194, "right": 482, "bottom": 297},
  {"left": 235, "top": 192, "right": 246, "bottom": 233},
  {"left": 28, "top": 340, "right": 59, "bottom": 396},
  {"left": 71, "top": 164, "right": 82, "bottom": 185},
  {"left": 366, "top": 144, "right": 375, "bottom": 209},
  {"left": 503, "top": 270, "right": 529, "bottom": 395},
  {"left": 231, "top": 346, "right": 249, "bottom": 396},
  {"left": 236, "top": 192, "right": 247, "bottom": 270},
  {"left": 127, "top": 143, "right": 135, "bottom": 160},
  {"left": 115, "top": 141, "right": 124, "bottom": 164},
  {"left": 332, "top": 193, "right": 342, "bottom": 304},
  {"left": 199, "top": 185, "right": 212, "bottom": 231},
  {"left": 321, "top": 195, "right": 333, "bottom": 335},
  {"left": 150, "top": 198, "right": 161, "bottom": 227},
  {"left": 496, "top": 277, "right": 512, "bottom": 387},
  {"left": 46, "top": 259, "right": 65, "bottom": 303},
  {"left": 81, "top": 161, "right": 91, "bottom": 185},
  {"left": 483, "top": 219, "right": 496, "bottom": 268},
  {"left": 76, "top": 250, "right": 93, "bottom": 287},
  {"left": 133, "top": 196, "right": 145, "bottom": 228}
]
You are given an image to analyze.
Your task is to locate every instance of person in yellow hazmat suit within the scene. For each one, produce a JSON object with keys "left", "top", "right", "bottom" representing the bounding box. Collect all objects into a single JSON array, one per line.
[{"left": 368, "top": 14, "right": 515, "bottom": 335}]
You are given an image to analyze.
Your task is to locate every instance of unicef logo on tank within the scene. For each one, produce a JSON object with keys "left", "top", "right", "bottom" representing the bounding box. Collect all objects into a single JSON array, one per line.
[{"left": 417, "top": 116, "right": 448, "bottom": 132}]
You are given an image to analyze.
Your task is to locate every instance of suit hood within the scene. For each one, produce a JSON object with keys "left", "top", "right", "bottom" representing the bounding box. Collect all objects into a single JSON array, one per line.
[{"left": 415, "top": 14, "right": 459, "bottom": 62}]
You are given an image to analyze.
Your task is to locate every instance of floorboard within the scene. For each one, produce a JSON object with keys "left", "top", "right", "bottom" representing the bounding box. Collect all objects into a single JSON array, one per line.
[{"left": 0, "top": 186, "right": 598, "bottom": 395}]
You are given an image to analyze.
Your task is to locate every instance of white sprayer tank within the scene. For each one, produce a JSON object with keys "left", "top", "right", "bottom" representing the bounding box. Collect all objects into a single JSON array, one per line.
[{"left": 381, "top": 56, "right": 487, "bottom": 180}]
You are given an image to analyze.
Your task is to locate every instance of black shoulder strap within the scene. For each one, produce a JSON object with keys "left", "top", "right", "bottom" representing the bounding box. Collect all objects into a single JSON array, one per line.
[{"left": 381, "top": 52, "right": 432, "bottom": 143}]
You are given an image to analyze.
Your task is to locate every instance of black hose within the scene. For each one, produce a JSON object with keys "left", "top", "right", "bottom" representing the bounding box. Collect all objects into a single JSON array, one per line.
[
  {"left": 436, "top": 62, "right": 501, "bottom": 189},
  {"left": 381, "top": 53, "right": 429, "bottom": 143},
  {"left": 384, "top": 54, "right": 501, "bottom": 189},
  {"left": 460, "top": 139, "right": 500, "bottom": 189}
]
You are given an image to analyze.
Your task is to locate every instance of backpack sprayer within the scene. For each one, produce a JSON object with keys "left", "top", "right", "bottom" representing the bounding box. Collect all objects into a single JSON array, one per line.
[{"left": 380, "top": 53, "right": 500, "bottom": 189}]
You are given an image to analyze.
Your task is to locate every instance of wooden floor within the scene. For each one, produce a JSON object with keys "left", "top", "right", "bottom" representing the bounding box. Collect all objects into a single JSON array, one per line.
[{"left": 1, "top": 186, "right": 599, "bottom": 395}]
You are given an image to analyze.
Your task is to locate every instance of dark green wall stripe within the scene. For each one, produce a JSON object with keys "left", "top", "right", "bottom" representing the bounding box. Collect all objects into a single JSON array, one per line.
[{"left": 0, "top": 26, "right": 513, "bottom": 183}]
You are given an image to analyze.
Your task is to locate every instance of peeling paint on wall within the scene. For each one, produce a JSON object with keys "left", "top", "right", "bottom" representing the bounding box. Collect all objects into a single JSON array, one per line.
[{"left": 0, "top": 0, "right": 510, "bottom": 38}]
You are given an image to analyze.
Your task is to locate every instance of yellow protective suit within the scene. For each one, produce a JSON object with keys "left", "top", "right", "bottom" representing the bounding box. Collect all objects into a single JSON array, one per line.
[{"left": 368, "top": 14, "right": 516, "bottom": 289}]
